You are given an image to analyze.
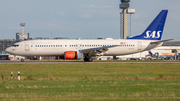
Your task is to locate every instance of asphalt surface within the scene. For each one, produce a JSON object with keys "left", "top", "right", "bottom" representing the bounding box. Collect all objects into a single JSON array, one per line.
[{"left": 0, "top": 60, "right": 180, "bottom": 64}]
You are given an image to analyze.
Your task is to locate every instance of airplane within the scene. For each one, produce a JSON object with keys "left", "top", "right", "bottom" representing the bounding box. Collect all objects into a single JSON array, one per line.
[
  {"left": 148, "top": 51, "right": 155, "bottom": 57},
  {"left": 145, "top": 50, "right": 157, "bottom": 60},
  {"left": 5, "top": 10, "right": 173, "bottom": 62}
]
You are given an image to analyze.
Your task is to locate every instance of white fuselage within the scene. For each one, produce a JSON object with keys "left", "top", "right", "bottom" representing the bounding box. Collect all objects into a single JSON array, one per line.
[{"left": 5, "top": 39, "right": 161, "bottom": 57}]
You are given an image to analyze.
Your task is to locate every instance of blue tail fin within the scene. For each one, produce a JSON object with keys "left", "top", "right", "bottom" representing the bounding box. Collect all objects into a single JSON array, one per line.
[
  {"left": 128, "top": 10, "right": 168, "bottom": 40},
  {"left": 148, "top": 51, "right": 155, "bottom": 57}
]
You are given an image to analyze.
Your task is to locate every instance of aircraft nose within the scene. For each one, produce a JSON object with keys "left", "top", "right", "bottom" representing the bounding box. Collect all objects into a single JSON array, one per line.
[{"left": 5, "top": 47, "right": 11, "bottom": 54}]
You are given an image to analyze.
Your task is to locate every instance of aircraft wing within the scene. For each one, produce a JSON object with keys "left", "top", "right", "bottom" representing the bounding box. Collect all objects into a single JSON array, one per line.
[
  {"left": 79, "top": 45, "right": 118, "bottom": 54},
  {"left": 150, "top": 39, "right": 173, "bottom": 45}
]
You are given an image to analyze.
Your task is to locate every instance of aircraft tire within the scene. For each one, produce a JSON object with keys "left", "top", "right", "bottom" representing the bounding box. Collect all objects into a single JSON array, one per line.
[
  {"left": 84, "top": 58, "right": 93, "bottom": 62},
  {"left": 84, "top": 58, "right": 88, "bottom": 62},
  {"left": 89, "top": 58, "right": 93, "bottom": 62},
  {"left": 20, "top": 59, "right": 24, "bottom": 62}
]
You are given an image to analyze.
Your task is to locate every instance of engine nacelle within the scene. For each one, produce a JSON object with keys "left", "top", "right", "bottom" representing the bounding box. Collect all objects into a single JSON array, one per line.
[{"left": 64, "top": 51, "right": 83, "bottom": 60}]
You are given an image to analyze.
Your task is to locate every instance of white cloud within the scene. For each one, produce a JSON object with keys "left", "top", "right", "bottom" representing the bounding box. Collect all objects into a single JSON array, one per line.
[
  {"left": 57, "top": 10, "right": 64, "bottom": 16},
  {"left": 82, "top": 14, "right": 91, "bottom": 18},
  {"left": 102, "top": 6, "right": 114, "bottom": 8}
]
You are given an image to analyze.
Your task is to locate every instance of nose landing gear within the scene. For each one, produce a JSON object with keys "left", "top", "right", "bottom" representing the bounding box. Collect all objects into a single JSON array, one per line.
[{"left": 20, "top": 58, "right": 24, "bottom": 62}]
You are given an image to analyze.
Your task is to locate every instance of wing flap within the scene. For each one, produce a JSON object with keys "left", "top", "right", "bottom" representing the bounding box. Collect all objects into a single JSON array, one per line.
[{"left": 79, "top": 45, "right": 118, "bottom": 54}]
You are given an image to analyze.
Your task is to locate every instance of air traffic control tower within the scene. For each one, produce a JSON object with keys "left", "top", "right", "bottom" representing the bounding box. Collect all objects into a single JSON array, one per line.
[{"left": 120, "top": 0, "right": 130, "bottom": 39}]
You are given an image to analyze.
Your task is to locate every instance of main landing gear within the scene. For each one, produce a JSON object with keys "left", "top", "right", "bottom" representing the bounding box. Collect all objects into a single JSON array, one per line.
[
  {"left": 84, "top": 57, "right": 93, "bottom": 62},
  {"left": 84, "top": 54, "right": 93, "bottom": 62}
]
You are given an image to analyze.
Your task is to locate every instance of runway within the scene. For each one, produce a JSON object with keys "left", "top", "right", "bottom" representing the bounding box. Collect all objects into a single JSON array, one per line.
[{"left": 0, "top": 60, "right": 180, "bottom": 64}]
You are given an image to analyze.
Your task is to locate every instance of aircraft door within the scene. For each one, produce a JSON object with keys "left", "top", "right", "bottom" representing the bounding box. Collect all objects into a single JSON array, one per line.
[
  {"left": 25, "top": 42, "right": 29, "bottom": 51},
  {"left": 138, "top": 41, "right": 142, "bottom": 50}
]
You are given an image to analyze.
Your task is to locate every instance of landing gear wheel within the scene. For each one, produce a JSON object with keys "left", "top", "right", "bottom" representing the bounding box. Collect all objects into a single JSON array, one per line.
[
  {"left": 20, "top": 59, "right": 24, "bottom": 62},
  {"left": 84, "top": 58, "right": 89, "bottom": 62},
  {"left": 84, "top": 58, "right": 93, "bottom": 62},
  {"left": 89, "top": 58, "right": 93, "bottom": 62}
]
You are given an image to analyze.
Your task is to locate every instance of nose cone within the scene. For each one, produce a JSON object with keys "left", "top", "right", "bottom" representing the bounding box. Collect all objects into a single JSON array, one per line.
[{"left": 5, "top": 47, "right": 11, "bottom": 54}]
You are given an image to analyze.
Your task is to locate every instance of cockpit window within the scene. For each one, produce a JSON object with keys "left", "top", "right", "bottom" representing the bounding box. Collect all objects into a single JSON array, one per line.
[{"left": 12, "top": 44, "right": 19, "bottom": 47}]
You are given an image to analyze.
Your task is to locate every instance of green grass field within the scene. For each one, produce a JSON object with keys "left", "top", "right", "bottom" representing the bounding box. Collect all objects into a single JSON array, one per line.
[{"left": 0, "top": 63, "right": 180, "bottom": 101}]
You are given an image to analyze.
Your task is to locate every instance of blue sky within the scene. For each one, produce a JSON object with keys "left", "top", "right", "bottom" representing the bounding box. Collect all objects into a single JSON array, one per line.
[{"left": 0, "top": 0, "right": 180, "bottom": 40}]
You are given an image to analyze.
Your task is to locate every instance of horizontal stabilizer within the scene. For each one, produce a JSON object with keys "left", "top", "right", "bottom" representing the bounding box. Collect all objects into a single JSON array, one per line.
[{"left": 150, "top": 39, "right": 173, "bottom": 45}]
